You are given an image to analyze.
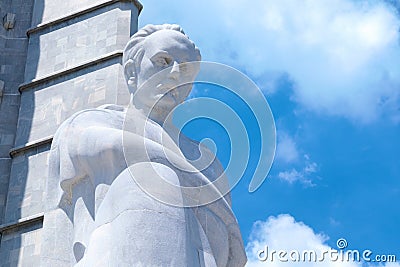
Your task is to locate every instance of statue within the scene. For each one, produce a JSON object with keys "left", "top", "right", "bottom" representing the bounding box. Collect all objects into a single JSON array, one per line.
[{"left": 41, "top": 24, "right": 247, "bottom": 267}]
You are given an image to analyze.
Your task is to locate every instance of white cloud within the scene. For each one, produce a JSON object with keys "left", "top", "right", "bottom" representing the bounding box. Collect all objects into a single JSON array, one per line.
[
  {"left": 275, "top": 132, "right": 299, "bottom": 163},
  {"left": 277, "top": 154, "right": 318, "bottom": 187},
  {"left": 273, "top": 131, "right": 318, "bottom": 186},
  {"left": 139, "top": 0, "right": 400, "bottom": 123},
  {"left": 246, "top": 214, "right": 399, "bottom": 267},
  {"left": 278, "top": 168, "right": 314, "bottom": 187}
]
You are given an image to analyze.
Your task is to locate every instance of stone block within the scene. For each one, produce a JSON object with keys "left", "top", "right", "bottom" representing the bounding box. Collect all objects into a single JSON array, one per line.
[
  {"left": 32, "top": 0, "right": 141, "bottom": 27},
  {"left": 0, "top": 94, "right": 20, "bottom": 158},
  {"left": 0, "top": 158, "right": 11, "bottom": 224},
  {"left": 0, "top": 221, "right": 42, "bottom": 266},
  {"left": 16, "top": 61, "right": 129, "bottom": 147},
  {"left": 3, "top": 145, "right": 50, "bottom": 224},
  {"left": 25, "top": 2, "right": 139, "bottom": 81}
]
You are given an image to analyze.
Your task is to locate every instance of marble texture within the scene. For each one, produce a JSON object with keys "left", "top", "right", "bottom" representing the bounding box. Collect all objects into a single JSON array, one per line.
[{"left": 42, "top": 24, "right": 247, "bottom": 266}]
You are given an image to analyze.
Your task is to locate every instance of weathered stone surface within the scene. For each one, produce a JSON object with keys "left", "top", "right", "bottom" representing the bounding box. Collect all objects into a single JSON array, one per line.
[
  {"left": 25, "top": 2, "right": 139, "bottom": 81},
  {"left": 31, "top": 0, "right": 142, "bottom": 27},
  {"left": 16, "top": 61, "right": 129, "bottom": 147},
  {"left": 0, "top": 159, "right": 12, "bottom": 222},
  {"left": 0, "top": 1, "right": 141, "bottom": 265},
  {"left": 0, "top": 221, "right": 42, "bottom": 267},
  {"left": 3, "top": 144, "right": 50, "bottom": 224},
  {"left": 0, "top": 0, "right": 35, "bottom": 227},
  {"left": 2, "top": 13, "right": 16, "bottom": 30}
]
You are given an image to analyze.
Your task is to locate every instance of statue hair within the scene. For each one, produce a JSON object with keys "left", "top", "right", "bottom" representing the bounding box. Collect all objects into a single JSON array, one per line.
[{"left": 123, "top": 24, "right": 201, "bottom": 69}]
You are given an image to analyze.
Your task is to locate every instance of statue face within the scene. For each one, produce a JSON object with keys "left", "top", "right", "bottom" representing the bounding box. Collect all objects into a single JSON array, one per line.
[{"left": 133, "top": 30, "right": 200, "bottom": 112}]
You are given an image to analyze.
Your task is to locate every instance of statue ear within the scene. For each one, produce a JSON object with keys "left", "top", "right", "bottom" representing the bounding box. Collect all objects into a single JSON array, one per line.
[{"left": 124, "top": 59, "right": 136, "bottom": 88}]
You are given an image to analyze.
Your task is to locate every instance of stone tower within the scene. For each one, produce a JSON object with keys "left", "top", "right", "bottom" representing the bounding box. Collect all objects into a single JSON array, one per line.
[{"left": 0, "top": 1, "right": 142, "bottom": 265}]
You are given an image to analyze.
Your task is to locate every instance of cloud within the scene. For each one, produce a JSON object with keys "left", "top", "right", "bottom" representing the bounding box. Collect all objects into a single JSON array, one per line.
[
  {"left": 273, "top": 131, "right": 318, "bottom": 186},
  {"left": 139, "top": 0, "right": 400, "bottom": 123},
  {"left": 275, "top": 132, "right": 299, "bottom": 163},
  {"left": 277, "top": 166, "right": 315, "bottom": 187},
  {"left": 246, "top": 214, "right": 399, "bottom": 267},
  {"left": 277, "top": 152, "right": 318, "bottom": 187}
]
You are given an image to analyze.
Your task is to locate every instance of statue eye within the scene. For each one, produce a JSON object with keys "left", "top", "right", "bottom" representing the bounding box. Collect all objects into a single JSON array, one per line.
[{"left": 154, "top": 56, "right": 172, "bottom": 67}]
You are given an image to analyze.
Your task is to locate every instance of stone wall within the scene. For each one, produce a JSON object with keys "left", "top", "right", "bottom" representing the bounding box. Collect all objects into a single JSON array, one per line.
[
  {"left": 0, "top": 1, "right": 141, "bottom": 266},
  {"left": 0, "top": 0, "right": 35, "bottom": 228}
]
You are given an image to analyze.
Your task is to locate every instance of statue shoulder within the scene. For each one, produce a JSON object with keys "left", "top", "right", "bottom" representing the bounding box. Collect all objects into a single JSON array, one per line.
[
  {"left": 179, "top": 133, "right": 225, "bottom": 176},
  {"left": 97, "top": 104, "right": 126, "bottom": 112},
  {"left": 55, "top": 105, "right": 126, "bottom": 136}
]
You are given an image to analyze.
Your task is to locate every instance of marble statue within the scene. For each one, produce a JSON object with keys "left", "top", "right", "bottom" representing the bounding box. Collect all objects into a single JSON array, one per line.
[{"left": 41, "top": 24, "right": 247, "bottom": 266}]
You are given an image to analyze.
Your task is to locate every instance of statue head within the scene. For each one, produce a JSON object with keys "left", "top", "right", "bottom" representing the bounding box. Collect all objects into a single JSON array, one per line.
[{"left": 123, "top": 24, "right": 201, "bottom": 117}]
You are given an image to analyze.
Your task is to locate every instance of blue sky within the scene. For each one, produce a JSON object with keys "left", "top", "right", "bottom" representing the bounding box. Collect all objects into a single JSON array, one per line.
[{"left": 138, "top": 0, "right": 400, "bottom": 265}]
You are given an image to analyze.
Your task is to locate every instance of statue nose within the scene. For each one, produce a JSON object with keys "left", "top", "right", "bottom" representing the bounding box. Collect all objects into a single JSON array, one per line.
[{"left": 169, "top": 61, "right": 180, "bottom": 80}]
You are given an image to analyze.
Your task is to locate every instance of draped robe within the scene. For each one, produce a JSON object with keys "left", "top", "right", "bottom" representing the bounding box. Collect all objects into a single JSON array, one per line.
[{"left": 41, "top": 104, "right": 246, "bottom": 267}]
